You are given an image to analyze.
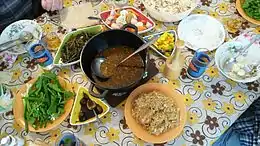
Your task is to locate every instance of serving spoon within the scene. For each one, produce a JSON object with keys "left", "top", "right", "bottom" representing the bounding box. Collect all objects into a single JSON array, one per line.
[{"left": 91, "top": 36, "right": 159, "bottom": 79}]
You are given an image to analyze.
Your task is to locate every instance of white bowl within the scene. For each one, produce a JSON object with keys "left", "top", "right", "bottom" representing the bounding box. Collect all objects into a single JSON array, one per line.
[
  {"left": 215, "top": 41, "right": 260, "bottom": 83},
  {"left": 142, "top": 0, "right": 197, "bottom": 22}
]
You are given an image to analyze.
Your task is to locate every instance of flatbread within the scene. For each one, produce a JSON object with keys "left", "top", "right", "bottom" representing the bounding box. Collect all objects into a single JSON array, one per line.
[{"left": 59, "top": 3, "right": 99, "bottom": 29}]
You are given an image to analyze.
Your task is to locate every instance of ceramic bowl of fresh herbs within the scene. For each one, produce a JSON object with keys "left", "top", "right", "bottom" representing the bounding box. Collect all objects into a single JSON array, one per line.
[
  {"left": 13, "top": 72, "right": 74, "bottom": 132},
  {"left": 53, "top": 25, "right": 104, "bottom": 67}
]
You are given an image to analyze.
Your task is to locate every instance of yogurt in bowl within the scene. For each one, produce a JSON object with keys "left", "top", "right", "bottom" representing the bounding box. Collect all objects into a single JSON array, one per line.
[{"left": 215, "top": 40, "right": 260, "bottom": 83}]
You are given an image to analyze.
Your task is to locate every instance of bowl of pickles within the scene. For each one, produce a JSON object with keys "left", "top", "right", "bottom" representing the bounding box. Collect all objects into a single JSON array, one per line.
[{"left": 143, "top": 30, "right": 177, "bottom": 59}]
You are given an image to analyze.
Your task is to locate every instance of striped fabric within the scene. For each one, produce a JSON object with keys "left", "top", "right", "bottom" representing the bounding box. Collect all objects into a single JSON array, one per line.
[{"left": 0, "top": 0, "right": 33, "bottom": 33}]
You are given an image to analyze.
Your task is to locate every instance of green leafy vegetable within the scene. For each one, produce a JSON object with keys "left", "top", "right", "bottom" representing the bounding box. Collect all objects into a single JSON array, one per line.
[
  {"left": 242, "top": 0, "right": 260, "bottom": 20},
  {"left": 61, "top": 32, "right": 94, "bottom": 63},
  {"left": 23, "top": 72, "right": 74, "bottom": 132}
]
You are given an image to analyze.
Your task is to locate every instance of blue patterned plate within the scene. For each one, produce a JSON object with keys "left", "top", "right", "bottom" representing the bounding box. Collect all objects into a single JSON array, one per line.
[{"left": 0, "top": 20, "right": 43, "bottom": 55}]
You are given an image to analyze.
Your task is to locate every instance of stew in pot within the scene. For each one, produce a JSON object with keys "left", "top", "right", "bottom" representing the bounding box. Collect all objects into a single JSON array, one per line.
[{"left": 93, "top": 46, "right": 144, "bottom": 88}]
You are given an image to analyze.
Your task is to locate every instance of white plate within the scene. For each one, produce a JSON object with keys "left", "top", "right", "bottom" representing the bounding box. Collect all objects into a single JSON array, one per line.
[
  {"left": 0, "top": 20, "right": 43, "bottom": 55},
  {"left": 178, "top": 14, "right": 225, "bottom": 51}
]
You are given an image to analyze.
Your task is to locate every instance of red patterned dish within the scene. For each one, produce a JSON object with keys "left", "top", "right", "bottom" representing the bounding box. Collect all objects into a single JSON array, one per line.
[{"left": 100, "top": 6, "right": 155, "bottom": 34}]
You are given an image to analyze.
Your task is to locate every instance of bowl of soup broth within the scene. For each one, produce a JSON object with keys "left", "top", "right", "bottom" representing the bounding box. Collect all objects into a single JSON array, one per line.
[{"left": 80, "top": 24, "right": 149, "bottom": 98}]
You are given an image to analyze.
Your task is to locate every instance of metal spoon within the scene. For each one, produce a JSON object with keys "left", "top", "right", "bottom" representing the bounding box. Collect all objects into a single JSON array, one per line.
[
  {"left": 91, "top": 57, "right": 107, "bottom": 79},
  {"left": 117, "top": 36, "right": 159, "bottom": 66},
  {"left": 242, "top": 61, "right": 260, "bottom": 78},
  {"left": 88, "top": 16, "right": 107, "bottom": 26},
  {"left": 0, "top": 31, "right": 33, "bottom": 53},
  {"left": 88, "top": 16, "right": 102, "bottom": 21},
  {"left": 223, "top": 36, "right": 259, "bottom": 72},
  {"left": 91, "top": 36, "right": 159, "bottom": 79},
  {"left": 86, "top": 99, "right": 102, "bottom": 124}
]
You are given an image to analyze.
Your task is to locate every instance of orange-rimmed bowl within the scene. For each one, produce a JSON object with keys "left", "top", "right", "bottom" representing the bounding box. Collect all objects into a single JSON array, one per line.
[
  {"left": 236, "top": 0, "right": 260, "bottom": 25},
  {"left": 13, "top": 76, "right": 74, "bottom": 132},
  {"left": 125, "top": 83, "right": 187, "bottom": 143}
]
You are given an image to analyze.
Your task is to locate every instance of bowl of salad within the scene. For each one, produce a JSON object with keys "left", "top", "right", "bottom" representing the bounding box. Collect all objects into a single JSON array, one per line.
[
  {"left": 236, "top": 0, "right": 260, "bottom": 25},
  {"left": 143, "top": 30, "right": 177, "bottom": 59}
]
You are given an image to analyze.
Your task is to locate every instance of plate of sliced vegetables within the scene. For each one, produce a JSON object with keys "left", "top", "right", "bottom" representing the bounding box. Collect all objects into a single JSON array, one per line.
[
  {"left": 13, "top": 72, "right": 74, "bottom": 132},
  {"left": 70, "top": 87, "right": 110, "bottom": 125},
  {"left": 143, "top": 30, "right": 177, "bottom": 58},
  {"left": 100, "top": 6, "right": 155, "bottom": 34}
]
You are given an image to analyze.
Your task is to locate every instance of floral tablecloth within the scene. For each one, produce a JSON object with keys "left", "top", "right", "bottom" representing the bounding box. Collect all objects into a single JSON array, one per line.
[{"left": 1, "top": 0, "right": 260, "bottom": 146}]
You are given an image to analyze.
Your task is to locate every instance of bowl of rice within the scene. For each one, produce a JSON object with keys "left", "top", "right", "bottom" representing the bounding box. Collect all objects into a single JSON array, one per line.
[
  {"left": 124, "top": 83, "right": 187, "bottom": 143},
  {"left": 142, "top": 0, "right": 198, "bottom": 22}
]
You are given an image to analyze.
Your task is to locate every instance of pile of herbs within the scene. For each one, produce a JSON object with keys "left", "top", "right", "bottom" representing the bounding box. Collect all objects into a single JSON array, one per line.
[
  {"left": 23, "top": 72, "right": 73, "bottom": 132},
  {"left": 61, "top": 32, "right": 95, "bottom": 63},
  {"left": 242, "top": 0, "right": 260, "bottom": 20}
]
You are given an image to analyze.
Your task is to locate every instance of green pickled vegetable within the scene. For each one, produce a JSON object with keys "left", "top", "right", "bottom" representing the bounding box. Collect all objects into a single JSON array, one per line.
[
  {"left": 242, "top": 0, "right": 260, "bottom": 20},
  {"left": 23, "top": 72, "right": 73, "bottom": 132}
]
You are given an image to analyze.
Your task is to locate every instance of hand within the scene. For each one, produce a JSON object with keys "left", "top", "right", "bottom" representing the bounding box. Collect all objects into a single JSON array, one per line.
[{"left": 41, "top": 0, "right": 63, "bottom": 11}]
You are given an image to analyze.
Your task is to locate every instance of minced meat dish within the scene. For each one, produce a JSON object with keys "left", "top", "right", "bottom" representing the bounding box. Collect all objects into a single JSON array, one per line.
[{"left": 132, "top": 91, "right": 179, "bottom": 135}]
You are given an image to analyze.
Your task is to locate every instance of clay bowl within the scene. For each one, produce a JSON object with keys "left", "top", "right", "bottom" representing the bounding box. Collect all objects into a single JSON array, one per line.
[
  {"left": 125, "top": 83, "right": 187, "bottom": 143},
  {"left": 13, "top": 76, "right": 74, "bottom": 132},
  {"left": 236, "top": 0, "right": 260, "bottom": 25}
]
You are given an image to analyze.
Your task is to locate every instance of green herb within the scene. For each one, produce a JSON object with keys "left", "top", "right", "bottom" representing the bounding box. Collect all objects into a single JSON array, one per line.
[
  {"left": 242, "top": 0, "right": 260, "bottom": 20},
  {"left": 61, "top": 32, "right": 97, "bottom": 63},
  {"left": 64, "top": 138, "right": 73, "bottom": 146},
  {"left": 23, "top": 72, "right": 74, "bottom": 132}
]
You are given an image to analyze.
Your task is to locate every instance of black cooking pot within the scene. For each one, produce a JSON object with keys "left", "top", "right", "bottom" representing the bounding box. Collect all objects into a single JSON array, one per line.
[{"left": 80, "top": 24, "right": 149, "bottom": 98}]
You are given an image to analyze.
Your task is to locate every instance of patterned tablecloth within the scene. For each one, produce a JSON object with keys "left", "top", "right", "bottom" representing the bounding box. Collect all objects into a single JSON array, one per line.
[{"left": 1, "top": 0, "right": 260, "bottom": 146}]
